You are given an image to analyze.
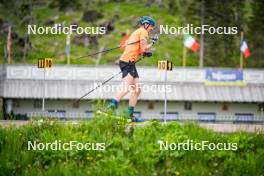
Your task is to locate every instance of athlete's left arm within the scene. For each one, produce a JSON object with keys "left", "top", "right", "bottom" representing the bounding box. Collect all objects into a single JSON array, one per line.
[
  {"left": 139, "top": 30, "right": 152, "bottom": 53},
  {"left": 139, "top": 39, "right": 149, "bottom": 53},
  {"left": 139, "top": 39, "right": 154, "bottom": 57}
]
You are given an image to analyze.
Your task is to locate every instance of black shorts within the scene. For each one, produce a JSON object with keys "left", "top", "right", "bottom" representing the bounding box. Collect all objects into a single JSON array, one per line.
[{"left": 119, "top": 60, "right": 139, "bottom": 78}]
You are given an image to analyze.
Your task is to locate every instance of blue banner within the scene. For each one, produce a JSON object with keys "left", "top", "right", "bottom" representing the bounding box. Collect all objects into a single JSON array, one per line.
[{"left": 205, "top": 69, "right": 246, "bottom": 86}]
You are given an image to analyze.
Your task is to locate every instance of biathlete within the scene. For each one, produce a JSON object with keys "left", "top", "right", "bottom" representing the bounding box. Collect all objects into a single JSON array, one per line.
[{"left": 108, "top": 16, "right": 157, "bottom": 122}]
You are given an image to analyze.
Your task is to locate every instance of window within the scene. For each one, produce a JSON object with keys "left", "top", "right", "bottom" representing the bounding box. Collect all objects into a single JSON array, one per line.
[
  {"left": 222, "top": 102, "right": 228, "bottom": 111},
  {"left": 133, "top": 111, "right": 141, "bottom": 118},
  {"left": 48, "top": 110, "right": 66, "bottom": 119},
  {"left": 258, "top": 103, "right": 264, "bottom": 112},
  {"left": 85, "top": 111, "right": 93, "bottom": 118},
  {"left": 235, "top": 113, "right": 254, "bottom": 123},
  {"left": 72, "top": 101, "right": 79, "bottom": 108},
  {"left": 57, "top": 110, "right": 66, "bottom": 118},
  {"left": 184, "top": 102, "right": 192, "bottom": 111},
  {"left": 48, "top": 110, "right": 56, "bottom": 118},
  {"left": 34, "top": 99, "right": 42, "bottom": 108},
  {"left": 13, "top": 99, "right": 20, "bottom": 107},
  {"left": 160, "top": 112, "right": 178, "bottom": 121},
  {"left": 198, "top": 112, "right": 216, "bottom": 122},
  {"left": 147, "top": 102, "right": 154, "bottom": 110}
]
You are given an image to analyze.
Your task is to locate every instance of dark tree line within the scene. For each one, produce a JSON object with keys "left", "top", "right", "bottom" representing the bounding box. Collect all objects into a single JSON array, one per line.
[{"left": 168, "top": 0, "right": 264, "bottom": 68}]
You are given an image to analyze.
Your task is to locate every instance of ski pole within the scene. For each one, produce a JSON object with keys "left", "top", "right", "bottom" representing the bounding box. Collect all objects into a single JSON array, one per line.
[
  {"left": 73, "top": 57, "right": 144, "bottom": 105},
  {"left": 73, "top": 34, "right": 158, "bottom": 60},
  {"left": 74, "top": 40, "right": 139, "bottom": 60},
  {"left": 73, "top": 70, "right": 122, "bottom": 105}
]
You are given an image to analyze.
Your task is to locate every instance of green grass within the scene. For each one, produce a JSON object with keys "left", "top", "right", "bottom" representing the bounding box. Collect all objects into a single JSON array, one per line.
[{"left": 0, "top": 113, "right": 264, "bottom": 176}]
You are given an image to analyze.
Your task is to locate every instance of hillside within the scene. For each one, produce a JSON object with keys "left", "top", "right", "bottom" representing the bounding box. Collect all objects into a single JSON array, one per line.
[{"left": 0, "top": 0, "right": 264, "bottom": 68}]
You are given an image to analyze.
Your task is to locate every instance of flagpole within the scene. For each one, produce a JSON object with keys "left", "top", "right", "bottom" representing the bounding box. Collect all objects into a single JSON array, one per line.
[
  {"left": 7, "top": 26, "right": 12, "bottom": 64},
  {"left": 66, "top": 33, "right": 71, "bottom": 65},
  {"left": 182, "top": 45, "right": 187, "bottom": 67},
  {"left": 240, "top": 31, "right": 244, "bottom": 69}
]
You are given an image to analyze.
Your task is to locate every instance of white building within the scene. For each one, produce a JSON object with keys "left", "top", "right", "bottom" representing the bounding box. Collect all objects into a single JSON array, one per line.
[{"left": 0, "top": 64, "right": 264, "bottom": 122}]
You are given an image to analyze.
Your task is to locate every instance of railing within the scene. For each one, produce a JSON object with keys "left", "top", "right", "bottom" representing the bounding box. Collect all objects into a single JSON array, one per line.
[
  {"left": 144, "top": 113, "right": 264, "bottom": 123},
  {"left": 26, "top": 112, "right": 264, "bottom": 123},
  {"left": 27, "top": 112, "right": 89, "bottom": 119}
]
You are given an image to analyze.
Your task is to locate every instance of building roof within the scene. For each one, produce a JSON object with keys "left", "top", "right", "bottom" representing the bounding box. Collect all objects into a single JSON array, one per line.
[{"left": 1, "top": 64, "right": 264, "bottom": 102}]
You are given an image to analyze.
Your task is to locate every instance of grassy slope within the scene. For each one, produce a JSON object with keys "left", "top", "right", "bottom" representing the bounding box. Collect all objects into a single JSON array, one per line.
[
  {"left": 0, "top": 2, "right": 200, "bottom": 67},
  {"left": 0, "top": 114, "right": 264, "bottom": 176}
]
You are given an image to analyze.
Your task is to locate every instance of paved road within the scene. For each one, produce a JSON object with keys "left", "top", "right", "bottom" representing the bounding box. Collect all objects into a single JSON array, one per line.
[{"left": 0, "top": 120, "right": 264, "bottom": 133}]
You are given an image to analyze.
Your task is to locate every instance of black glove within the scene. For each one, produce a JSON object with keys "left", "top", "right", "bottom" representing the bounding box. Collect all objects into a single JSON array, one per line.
[
  {"left": 143, "top": 52, "right": 152, "bottom": 57},
  {"left": 150, "top": 34, "right": 158, "bottom": 45}
]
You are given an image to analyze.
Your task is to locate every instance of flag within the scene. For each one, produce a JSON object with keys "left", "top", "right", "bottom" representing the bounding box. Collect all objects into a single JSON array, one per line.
[
  {"left": 184, "top": 34, "right": 200, "bottom": 52},
  {"left": 240, "top": 40, "right": 250, "bottom": 58}
]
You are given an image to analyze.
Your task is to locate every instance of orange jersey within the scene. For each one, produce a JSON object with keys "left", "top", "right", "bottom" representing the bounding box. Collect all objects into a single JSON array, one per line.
[
  {"left": 119, "top": 34, "right": 130, "bottom": 51},
  {"left": 119, "top": 28, "right": 149, "bottom": 62}
]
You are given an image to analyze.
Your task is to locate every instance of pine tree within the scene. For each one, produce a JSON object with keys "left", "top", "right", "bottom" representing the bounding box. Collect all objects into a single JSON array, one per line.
[{"left": 247, "top": 0, "right": 264, "bottom": 68}]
